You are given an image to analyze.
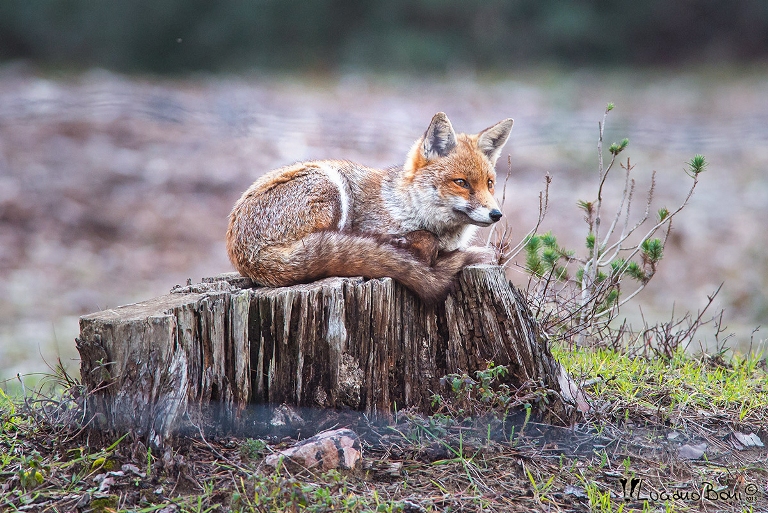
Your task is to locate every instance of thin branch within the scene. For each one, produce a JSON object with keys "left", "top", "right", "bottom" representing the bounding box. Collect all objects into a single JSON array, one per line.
[
  {"left": 501, "top": 173, "right": 551, "bottom": 266},
  {"left": 599, "top": 170, "right": 655, "bottom": 265},
  {"left": 596, "top": 281, "right": 647, "bottom": 318},
  {"left": 618, "top": 174, "right": 699, "bottom": 265},
  {"left": 599, "top": 176, "right": 636, "bottom": 266},
  {"left": 580, "top": 107, "right": 615, "bottom": 334},
  {"left": 486, "top": 154, "right": 514, "bottom": 246},
  {"left": 596, "top": 177, "right": 697, "bottom": 319},
  {"left": 501, "top": 154, "right": 512, "bottom": 209},
  {"left": 599, "top": 158, "right": 633, "bottom": 253}
]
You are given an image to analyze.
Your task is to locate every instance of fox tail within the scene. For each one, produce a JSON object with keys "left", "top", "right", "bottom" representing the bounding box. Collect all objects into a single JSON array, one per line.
[{"left": 234, "top": 231, "right": 479, "bottom": 302}]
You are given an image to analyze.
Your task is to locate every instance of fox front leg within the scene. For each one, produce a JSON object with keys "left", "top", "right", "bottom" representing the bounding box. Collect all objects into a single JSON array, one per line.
[{"left": 381, "top": 230, "right": 440, "bottom": 267}]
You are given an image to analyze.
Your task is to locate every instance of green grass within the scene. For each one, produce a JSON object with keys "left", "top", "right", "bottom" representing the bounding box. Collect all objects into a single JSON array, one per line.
[{"left": 554, "top": 345, "right": 768, "bottom": 426}]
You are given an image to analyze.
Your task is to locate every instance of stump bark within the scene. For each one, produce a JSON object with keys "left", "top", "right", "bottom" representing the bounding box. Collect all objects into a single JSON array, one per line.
[{"left": 77, "top": 265, "right": 585, "bottom": 446}]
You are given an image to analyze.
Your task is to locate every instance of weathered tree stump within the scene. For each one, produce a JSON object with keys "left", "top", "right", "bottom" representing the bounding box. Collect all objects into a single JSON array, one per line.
[{"left": 77, "top": 265, "right": 585, "bottom": 447}]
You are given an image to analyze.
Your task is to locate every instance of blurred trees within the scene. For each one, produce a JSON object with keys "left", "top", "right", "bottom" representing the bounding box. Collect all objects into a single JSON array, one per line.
[{"left": 1, "top": 0, "right": 767, "bottom": 73}]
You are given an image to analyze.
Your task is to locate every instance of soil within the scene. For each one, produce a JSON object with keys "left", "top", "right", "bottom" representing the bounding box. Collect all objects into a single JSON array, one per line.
[{"left": 3, "top": 402, "right": 767, "bottom": 512}]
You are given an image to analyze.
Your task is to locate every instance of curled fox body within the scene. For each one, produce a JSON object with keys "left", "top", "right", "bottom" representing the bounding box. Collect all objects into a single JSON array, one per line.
[{"left": 226, "top": 112, "right": 513, "bottom": 301}]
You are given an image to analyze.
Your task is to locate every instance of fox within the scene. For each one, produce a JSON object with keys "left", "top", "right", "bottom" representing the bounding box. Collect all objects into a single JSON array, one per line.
[{"left": 226, "top": 112, "right": 513, "bottom": 302}]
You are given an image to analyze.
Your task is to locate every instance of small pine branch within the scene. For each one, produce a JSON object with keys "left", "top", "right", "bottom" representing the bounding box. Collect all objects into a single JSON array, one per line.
[
  {"left": 554, "top": 265, "right": 569, "bottom": 281},
  {"left": 577, "top": 200, "right": 594, "bottom": 216},
  {"left": 517, "top": 104, "right": 705, "bottom": 348},
  {"left": 641, "top": 238, "right": 663, "bottom": 264},
  {"left": 610, "top": 258, "right": 626, "bottom": 275},
  {"left": 608, "top": 138, "right": 629, "bottom": 156},
  {"left": 525, "top": 235, "right": 544, "bottom": 276},
  {"left": 626, "top": 261, "right": 646, "bottom": 282},
  {"left": 601, "top": 289, "right": 619, "bottom": 312},
  {"left": 541, "top": 232, "right": 558, "bottom": 248},
  {"left": 686, "top": 154, "right": 707, "bottom": 177},
  {"left": 586, "top": 233, "right": 596, "bottom": 250},
  {"left": 542, "top": 247, "right": 560, "bottom": 268}
]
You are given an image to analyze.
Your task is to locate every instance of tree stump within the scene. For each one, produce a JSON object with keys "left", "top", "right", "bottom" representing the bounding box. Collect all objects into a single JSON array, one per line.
[{"left": 77, "top": 265, "right": 586, "bottom": 447}]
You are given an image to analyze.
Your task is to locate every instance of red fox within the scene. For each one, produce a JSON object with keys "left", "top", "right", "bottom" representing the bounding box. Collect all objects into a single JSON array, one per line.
[{"left": 226, "top": 112, "right": 513, "bottom": 301}]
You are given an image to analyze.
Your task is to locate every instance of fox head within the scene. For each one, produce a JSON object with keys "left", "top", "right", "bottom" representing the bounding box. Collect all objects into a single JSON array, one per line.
[{"left": 403, "top": 112, "right": 513, "bottom": 228}]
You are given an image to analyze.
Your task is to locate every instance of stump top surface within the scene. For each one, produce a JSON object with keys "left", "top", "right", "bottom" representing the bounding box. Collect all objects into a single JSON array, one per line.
[
  {"left": 254, "top": 275, "right": 366, "bottom": 297},
  {"left": 79, "top": 292, "right": 207, "bottom": 323},
  {"left": 80, "top": 265, "right": 508, "bottom": 324}
]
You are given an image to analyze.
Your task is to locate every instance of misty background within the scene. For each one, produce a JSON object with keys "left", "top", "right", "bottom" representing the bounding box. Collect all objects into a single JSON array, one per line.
[{"left": 1, "top": 0, "right": 768, "bottom": 385}]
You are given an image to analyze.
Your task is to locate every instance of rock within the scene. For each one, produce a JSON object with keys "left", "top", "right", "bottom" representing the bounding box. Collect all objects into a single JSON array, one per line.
[
  {"left": 98, "top": 476, "right": 115, "bottom": 493},
  {"left": 731, "top": 431, "right": 763, "bottom": 450},
  {"left": 270, "top": 404, "right": 305, "bottom": 430},
  {"left": 363, "top": 460, "right": 403, "bottom": 479},
  {"left": 677, "top": 442, "right": 707, "bottom": 460},
  {"left": 75, "top": 492, "right": 91, "bottom": 509},
  {"left": 121, "top": 463, "right": 145, "bottom": 477},
  {"left": 265, "top": 428, "right": 362, "bottom": 471},
  {"left": 563, "top": 484, "right": 588, "bottom": 498}
]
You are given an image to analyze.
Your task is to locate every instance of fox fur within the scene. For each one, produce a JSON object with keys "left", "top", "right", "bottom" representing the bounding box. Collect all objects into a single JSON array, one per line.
[{"left": 226, "top": 112, "right": 513, "bottom": 302}]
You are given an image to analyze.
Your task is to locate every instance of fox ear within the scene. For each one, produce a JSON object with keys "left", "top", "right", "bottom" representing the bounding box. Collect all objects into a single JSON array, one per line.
[
  {"left": 421, "top": 112, "right": 457, "bottom": 160},
  {"left": 477, "top": 118, "right": 514, "bottom": 165}
]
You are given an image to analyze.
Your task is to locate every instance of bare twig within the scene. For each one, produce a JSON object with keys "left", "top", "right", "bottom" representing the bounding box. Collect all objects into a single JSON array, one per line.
[
  {"left": 600, "top": 158, "right": 634, "bottom": 253},
  {"left": 498, "top": 173, "right": 551, "bottom": 266}
]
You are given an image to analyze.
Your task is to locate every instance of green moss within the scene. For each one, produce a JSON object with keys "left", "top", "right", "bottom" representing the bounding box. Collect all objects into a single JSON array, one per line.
[{"left": 90, "top": 495, "right": 119, "bottom": 511}]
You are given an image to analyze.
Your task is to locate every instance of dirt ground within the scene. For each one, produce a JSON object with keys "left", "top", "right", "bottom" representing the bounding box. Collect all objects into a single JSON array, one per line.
[
  {"left": 3, "top": 396, "right": 767, "bottom": 512},
  {"left": 1, "top": 62, "right": 767, "bottom": 382}
]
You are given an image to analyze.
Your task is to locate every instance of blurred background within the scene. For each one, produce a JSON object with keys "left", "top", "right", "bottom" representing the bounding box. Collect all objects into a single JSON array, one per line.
[{"left": 1, "top": 0, "right": 767, "bottom": 385}]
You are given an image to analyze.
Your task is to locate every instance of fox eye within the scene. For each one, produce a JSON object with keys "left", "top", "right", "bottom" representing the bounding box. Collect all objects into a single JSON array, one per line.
[
  {"left": 453, "top": 178, "right": 469, "bottom": 188},
  {"left": 488, "top": 179, "right": 494, "bottom": 189}
]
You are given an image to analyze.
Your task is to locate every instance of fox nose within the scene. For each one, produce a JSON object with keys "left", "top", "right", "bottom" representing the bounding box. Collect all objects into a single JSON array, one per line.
[{"left": 489, "top": 209, "right": 503, "bottom": 222}]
